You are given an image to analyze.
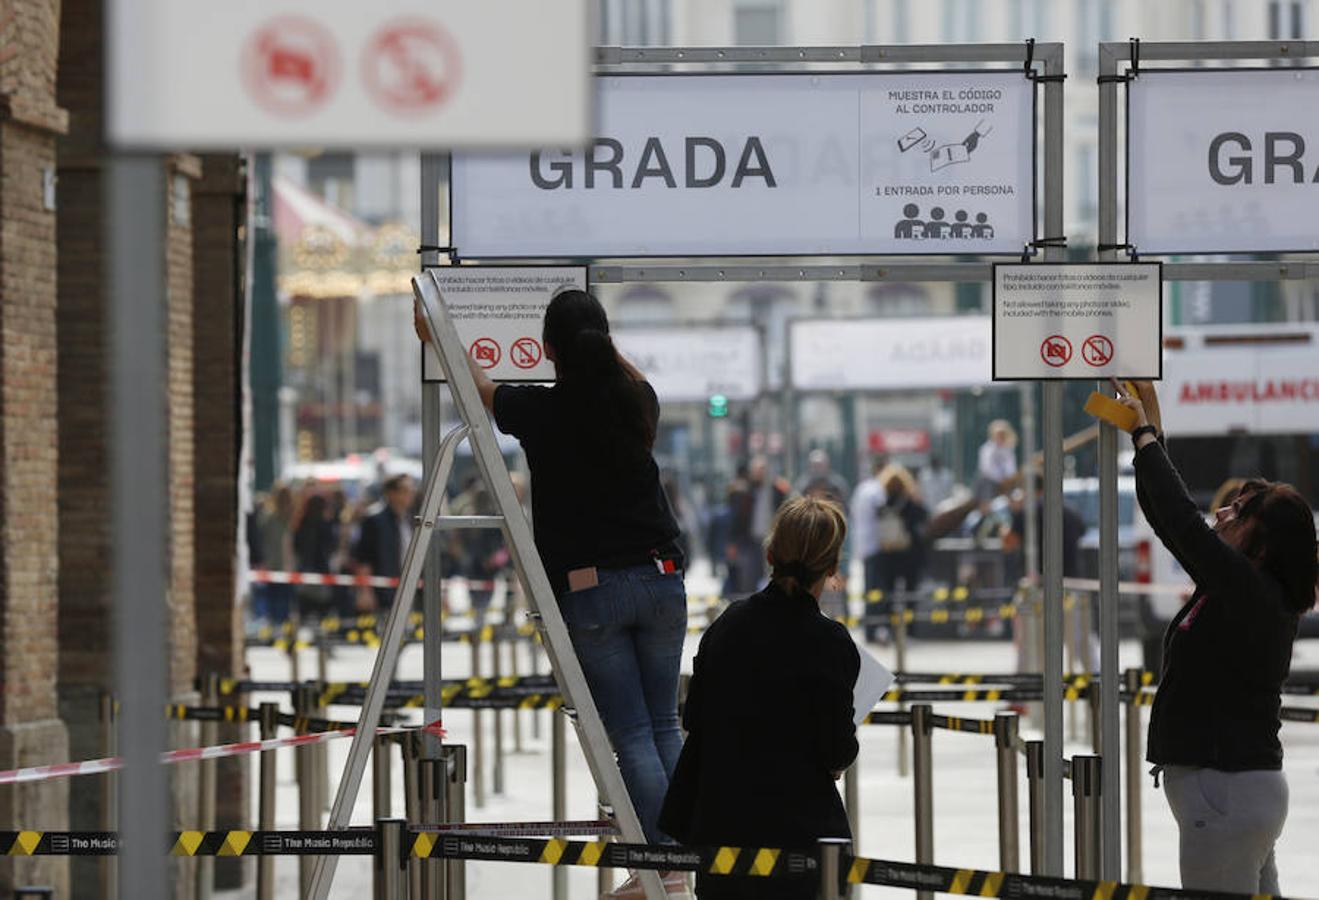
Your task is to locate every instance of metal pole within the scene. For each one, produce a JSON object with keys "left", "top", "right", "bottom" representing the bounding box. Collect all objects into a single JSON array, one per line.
[
  {"left": 818, "top": 838, "right": 850, "bottom": 900},
  {"left": 420, "top": 759, "right": 444, "bottom": 899},
  {"left": 911, "top": 704, "right": 934, "bottom": 900},
  {"left": 99, "top": 692, "right": 118, "bottom": 900},
  {"left": 1025, "top": 740, "right": 1045, "bottom": 876},
  {"left": 108, "top": 152, "right": 169, "bottom": 899},
  {"left": 374, "top": 818, "right": 407, "bottom": 900},
  {"left": 597, "top": 793, "right": 613, "bottom": 896},
  {"left": 844, "top": 761, "right": 860, "bottom": 846},
  {"left": 375, "top": 734, "right": 394, "bottom": 821},
  {"left": 470, "top": 637, "right": 486, "bottom": 808},
  {"left": 196, "top": 673, "right": 219, "bottom": 900},
  {"left": 1072, "top": 756, "right": 1102, "bottom": 880},
  {"left": 509, "top": 632, "right": 524, "bottom": 753},
  {"left": 531, "top": 633, "right": 544, "bottom": 740},
  {"left": 1088, "top": 675, "right": 1102, "bottom": 756},
  {"left": 298, "top": 686, "right": 320, "bottom": 894},
  {"left": 256, "top": 702, "right": 278, "bottom": 900},
  {"left": 1019, "top": 383, "right": 1039, "bottom": 581},
  {"left": 492, "top": 634, "right": 506, "bottom": 796},
  {"left": 444, "top": 744, "right": 468, "bottom": 899},
  {"left": 1064, "top": 596, "right": 1078, "bottom": 742},
  {"left": 1124, "top": 669, "right": 1145, "bottom": 884},
  {"left": 421, "top": 151, "right": 448, "bottom": 760},
  {"left": 551, "top": 709, "right": 568, "bottom": 900},
  {"left": 403, "top": 734, "right": 422, "bottom": 900},
  {"left": 1098, "top": 36, "right": 1130, "bottom": 885},
  {"left": 994, "top": 712, "right": 1020, "bottom": 873},
  {"left": 1040, "top": 40, "right": 1068, "bottom": 879},
  {"left": 894, "top": 600, "right": 909, "bottom": 777}
]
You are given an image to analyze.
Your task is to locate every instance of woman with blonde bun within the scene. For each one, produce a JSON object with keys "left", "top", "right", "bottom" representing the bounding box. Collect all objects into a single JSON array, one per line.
[{"left": 660, "top": 496, "right": 860, "bottom": 900}]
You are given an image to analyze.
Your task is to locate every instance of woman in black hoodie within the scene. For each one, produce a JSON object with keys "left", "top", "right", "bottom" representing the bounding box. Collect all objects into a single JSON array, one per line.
[{"left": 1110, "top": 380, "right": 1317, "bottom": 894}]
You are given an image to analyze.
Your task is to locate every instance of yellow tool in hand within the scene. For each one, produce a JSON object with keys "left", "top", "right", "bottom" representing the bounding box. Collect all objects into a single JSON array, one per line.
[{"left": 1084, "top": 381, "right": 1140, "bottom": 432}]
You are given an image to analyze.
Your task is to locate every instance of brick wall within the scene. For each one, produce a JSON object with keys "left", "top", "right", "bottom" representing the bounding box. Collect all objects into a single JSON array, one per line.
[{"left": 0, "top": 0, "right": 71, "bottom": 891}]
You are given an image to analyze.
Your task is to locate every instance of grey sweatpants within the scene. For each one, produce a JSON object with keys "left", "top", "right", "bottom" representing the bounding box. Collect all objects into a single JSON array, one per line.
[{"left": 1162, "top": 765, "right": 1288, "bottom": 894}]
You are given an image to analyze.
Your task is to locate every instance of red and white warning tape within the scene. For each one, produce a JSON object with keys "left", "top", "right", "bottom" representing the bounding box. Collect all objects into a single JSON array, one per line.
[
  {"left": 0, "top": 721, "right": 444, "bottom": 786},
  {"left": 248, "top": 570, "right": 500, "bottom": 591}
]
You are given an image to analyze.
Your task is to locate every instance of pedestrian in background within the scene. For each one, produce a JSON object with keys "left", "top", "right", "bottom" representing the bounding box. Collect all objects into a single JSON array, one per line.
[
  {"left": 255, "top": 483, "right": 295, "bottom": 626},
  {"left": 873, "top": 464, "right": 930, "bottom": 619},
  {"left": 661, "top": 496, "right": 859, "bottom": 900},
  {"left": 975, "top": 419, "right": 1018, "bottom": 502},
  {"left": 849, "top": 456, "right": 888, "bottom": 643},
  {"left": 794, "top": 448, "right": 849, "bottom": 506},
  {"left": 1111, "top": 379, "right": 1318, "bottom": 894},
  {"left": 293, "top": 490, "right": 337, "bottom": 622},
  {"left": 725, "top": 455, "right": 789, "bottom": 596},
  {"left": 419, "top": 289, "right": 689, "bottom": 899},
  {"left": 918, "top": 453, "right": 956, "bottom": 511},
  {"left": 352, "top": 474, "right": 416, "bottom": 612}
]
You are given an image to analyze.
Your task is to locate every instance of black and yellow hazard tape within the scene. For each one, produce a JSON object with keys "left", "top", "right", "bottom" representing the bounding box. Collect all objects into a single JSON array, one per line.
[
  {"left": 930, "top": 714, "right": 996, "bottom": 735},
  {"left": 863, "top": 710, "right": 913, "bottom": 726},
  {"left": 1, "top": 832, "right": 119, "bottom": 856},
  {"left": 411, "top": 834, "right": 818, "bottom": 879},
  {"left": 166, "top": 704, "right": 256, "bottom": 723},
  {"left": 844, "top": 855, "right": 1289, "bottom": 898},
  {"left": 169, "top": 830, "right": 377, "bottom": 857}
]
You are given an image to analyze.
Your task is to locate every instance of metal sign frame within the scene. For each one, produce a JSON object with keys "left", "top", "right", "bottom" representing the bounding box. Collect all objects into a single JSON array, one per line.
[
  {"left": 1098, "top": 38, "right": 1319, "bottom": 884},
  {"left": 420, "top": 40, "right": 1070, "bottom": 883}
]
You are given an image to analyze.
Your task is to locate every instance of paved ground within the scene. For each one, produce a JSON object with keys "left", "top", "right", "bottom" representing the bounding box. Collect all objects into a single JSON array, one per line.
[{"left": 217, "top": 584, "right": 1319, "bottom": 899}]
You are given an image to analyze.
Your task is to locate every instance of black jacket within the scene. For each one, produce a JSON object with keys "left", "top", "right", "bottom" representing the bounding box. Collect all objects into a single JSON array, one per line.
[
  {"left": 1135, "top": 439, "right": 1298, "bottom": 771},
  {"left": 659, "top": 582, "right": 860, "bottom": 848}
]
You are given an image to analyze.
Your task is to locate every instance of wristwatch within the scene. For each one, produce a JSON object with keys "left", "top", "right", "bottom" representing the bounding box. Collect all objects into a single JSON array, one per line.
[{"left": 1131, "top": 425, "right": 1159, "bottom": 445}]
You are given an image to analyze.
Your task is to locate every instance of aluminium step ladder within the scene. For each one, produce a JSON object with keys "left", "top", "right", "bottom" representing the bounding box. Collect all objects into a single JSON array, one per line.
[{"left": 307, "top": 270, "right": 668, "bottom": 900}]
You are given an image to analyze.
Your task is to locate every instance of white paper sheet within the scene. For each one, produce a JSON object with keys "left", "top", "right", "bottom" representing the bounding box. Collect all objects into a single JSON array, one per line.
[{"left": 853, "top": 642, "right": 896, "bottom": 726}]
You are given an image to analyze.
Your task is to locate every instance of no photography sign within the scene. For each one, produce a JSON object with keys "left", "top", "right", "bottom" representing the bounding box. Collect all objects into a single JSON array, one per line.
[{"left": 107, "top": 0, "right": 591, "bottom": 149}]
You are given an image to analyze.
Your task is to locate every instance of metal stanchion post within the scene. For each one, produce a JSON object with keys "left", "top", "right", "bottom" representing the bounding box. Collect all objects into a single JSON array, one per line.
[
  {"left": 552, "top": 709, "right": 568, "bottom": 900},
  {"left": 297, "top": 685, "right": 319, "bottom": 895},
  {"left": 531, "top": 632, "right": 544, "bottom": 740},
  {"left": 1064, "top": 596, "right": 1078, "bottom": 741},
  {"left": 402, "top": 734, "right": 422, "bottom": 900},
  {"left": 470, "top": 637, "right": 486, "bottom": 809},
  {"left": 256, "top": 702, "right": 278, "bottom": 900},
  {"left": 443, "top": 744, "right": 469, "bottom": 899},
  {"left": 99, "top": 692, "right": 118, "bottom": 900},
  {"left": 844, "top": 762, "right": 860, "bottom": 846},
  {"left": 597, "top": 793, "right": 613, "bottom": 895},
  {"left": 1025, "top": 740, "right": 1045, "bottom": 876},
  {"left": 818, "top": 838, "right": 850, "bottom": 900},
  {"left": 316, "top": 678, "right": 330, "bottom": 813},
  {"left": 1087, "top": 681, "right": 1102, "bottom": 755},
  {"left": 1072, "top": 755, "right": 1102, "bottom": 880},
  {"left": 911, "top": 703, "right": 934, "bottom": 900},
  {"left": 508, "top": 633, "right": 523, "bottom": 753},
  {"left": 993, "top": 713, "right": 1020, "bottom": 873},
  {"left": 196, "top": 673, "right": 219, "bottom": 900},
  {"left": 374, "top": 818, "right": 407, "bottom": 900},
  {"left": 374, "top": 734, "right": 394, "bottom": 821},
  {"left": 1124, "top": 668, "right": 1144, "bottom": 884},
  {"left": 420, "top": 759, "right": 443, "bottom": 900},
  {"left": 492, "top": 634, "right": 505, "bottom": 796},
  {"left": 894, "top": 597, "right": 909, "bottom": 778}
]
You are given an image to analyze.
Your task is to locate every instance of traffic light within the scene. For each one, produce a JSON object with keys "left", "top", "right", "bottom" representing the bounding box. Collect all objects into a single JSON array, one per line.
[{"left": 707, "top": 394, "right": 729, "bottom": 418}]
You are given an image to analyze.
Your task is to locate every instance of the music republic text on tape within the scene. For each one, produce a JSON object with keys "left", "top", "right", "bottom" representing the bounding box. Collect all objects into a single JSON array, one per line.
[{"left": 991, "top": 262, "right": 1162, "bottom": 381}]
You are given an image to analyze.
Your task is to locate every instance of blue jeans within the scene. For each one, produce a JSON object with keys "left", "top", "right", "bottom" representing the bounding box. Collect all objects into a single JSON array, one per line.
[{"left": 559, "top": 564, "right": 687, "bottom": 844}]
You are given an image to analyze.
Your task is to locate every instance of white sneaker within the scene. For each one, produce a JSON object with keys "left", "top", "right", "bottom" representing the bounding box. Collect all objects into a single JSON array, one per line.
[{"left": 602, "top": 870, "right": 692, "bottom": 899}]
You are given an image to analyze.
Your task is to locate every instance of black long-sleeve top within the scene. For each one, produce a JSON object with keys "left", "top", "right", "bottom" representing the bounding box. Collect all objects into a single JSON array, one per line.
[
  {"left": 1135, "top": 439, "right": 1298, "bottom": 770},
  {"left": 659, "top": 581, "right": 860, "bottom": 848}
]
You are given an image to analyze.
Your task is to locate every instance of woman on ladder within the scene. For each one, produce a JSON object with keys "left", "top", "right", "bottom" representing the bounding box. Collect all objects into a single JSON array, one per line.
[
  {"left": 418, "top": 288, "right": 690, "bottom": 899},
  {"left": 1109, "top": 380, "right": 1317, "bottom": 894}
]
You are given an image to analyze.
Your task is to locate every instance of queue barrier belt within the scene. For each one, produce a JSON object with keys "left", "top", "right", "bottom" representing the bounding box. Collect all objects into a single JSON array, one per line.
[{"left": 0, "top": 830, "right": 1297, "bottom": 897}]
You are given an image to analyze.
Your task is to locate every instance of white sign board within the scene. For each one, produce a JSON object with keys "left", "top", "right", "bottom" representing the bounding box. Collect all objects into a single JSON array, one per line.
[
  {"left": 1129, "top": 69, "right": 1319, "bottom": 253},
  {"left": 421, "top": 266, "right": 586, "bottom": 383},
  {"left": 790, "top": 317, "right": 992, "bottom": 391},
  {"left": 452, "top": 72, "right": 1035, "bottom": 258},
  {"left": 1160, "top": 341, "right": 1319, "bottom": 436},
  {"left": 992, "top": 264, "right": 1162, "bottom": 381},
  {"left": 613, "top": 328, "right": 761, "bottom": 404},
  {"left": 108, "top": 0, "right": 590, "bottom": 149}
]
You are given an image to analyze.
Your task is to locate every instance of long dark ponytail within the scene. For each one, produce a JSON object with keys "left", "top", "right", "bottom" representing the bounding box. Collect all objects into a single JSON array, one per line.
[{"left": 543, "top": 289, "right": 656, "bottom": 451}]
